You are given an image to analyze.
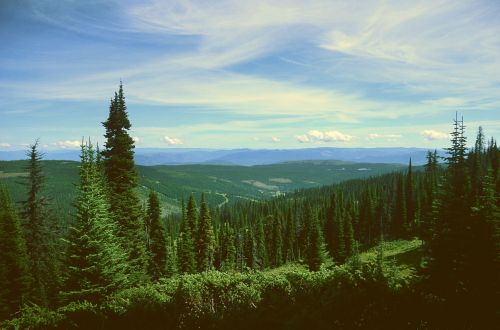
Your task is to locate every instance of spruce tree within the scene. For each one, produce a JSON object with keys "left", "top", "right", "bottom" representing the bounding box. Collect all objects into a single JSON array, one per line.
[
  {"left": 0, "top": 185, "right": 32, "bottom": 319},
  {"left": 220, "top": 222, "right": 237, "bottom": 271},
  {"left": 270, "top": 215, "right": 284, "bottom": 267},
  {"left": 21, "top": 140, "right": 60, "bottom": 306},
  {"left": 61, "top": 142, "right": 128, "bottom": 304},
  {"left": 428, "top": 114, "right": 471, "bottom": 298},
  {"left": 146, "top": 190, "right": 167, "bottom": 281},
  {"left": 254, "top": 217, "right": 268, "bottom": 269},
  {"left": 177, "top": 199, "right": 196, "bottom": 274},
  {"left": 196, "top": 193, "right": 215, "bottom": 271},
  {"left": 391, "top": 174, "right": 407, "bottom": 239},
  {"left": 305, "top": 205, "right": 326, "bottom": 271},
  {"left": 283, "top": 207, "right": 295, "bottom": 262},
  {"left": 186, "top": 194, "right": 198, "bottom": 236},
  {"left": 101, "top": 83, "right": 149, "bottom": 284},
  {"left": 343, "top": 206, "right": 356, "bottom": 258},
  {"left": 406, "top": 158, "right": 415, "bottom": 235},
  {"left": 242, "top": 228, "right": 255, "bottom": 269},
  {"left": 469, "top": 170, "right": 500, "bottom": 308},
  {"left": 421, "top": 150, "right": 439, "bottom": 244}
]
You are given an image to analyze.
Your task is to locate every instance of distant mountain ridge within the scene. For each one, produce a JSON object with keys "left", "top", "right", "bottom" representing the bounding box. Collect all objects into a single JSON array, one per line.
[{"left": 0, "top": 147, "right": 443, "bottom": 166}]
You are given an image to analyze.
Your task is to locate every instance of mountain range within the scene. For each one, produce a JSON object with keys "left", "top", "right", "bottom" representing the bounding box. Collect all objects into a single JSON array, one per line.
[{"left": 0, "top": 147, "right": 442, "bottom": 166}]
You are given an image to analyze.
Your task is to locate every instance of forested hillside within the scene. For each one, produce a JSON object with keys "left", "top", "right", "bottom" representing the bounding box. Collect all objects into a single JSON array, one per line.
[
  {"left": 0, "top": 86, "right": 498, "bottom": 329},
  {"left": 0, "top": 159, "right": 405, "bottom": 225}
]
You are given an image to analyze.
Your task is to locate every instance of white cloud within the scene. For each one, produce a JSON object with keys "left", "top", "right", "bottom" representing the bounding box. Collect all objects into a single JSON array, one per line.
[
  {"left": 420, "top": 130, "right": 449, "bottom": 141},
  {"left": 367, "top": 133, "right": 402, "bottom": 140},
  {"left": 162, "top": 136, "right": 182, "bottom": 145},
  {"left": 295, "top": 134, "right": 310, "bottom": 143},
  {"left": 54, "top": 140, "right": 81, "bottom": 149},
  {"left": 0, "top": 143, "right": 11, "bottom": 148},
  {"left": 132, "top": 136, "right": 140, "bottom": 143},
  {"left": 296, "top": 130, "right": 352, "bottom": 143},
  {"left": 270, "top": 136, "right": 280, "bottom": 142}
]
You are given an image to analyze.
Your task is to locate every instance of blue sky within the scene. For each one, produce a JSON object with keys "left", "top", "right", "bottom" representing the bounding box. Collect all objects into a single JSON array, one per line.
[{"left": 1, "top": 0, "right": 499, "bottom": 150}]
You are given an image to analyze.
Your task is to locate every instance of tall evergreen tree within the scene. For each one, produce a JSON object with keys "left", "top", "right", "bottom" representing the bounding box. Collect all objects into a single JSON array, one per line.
[
  {"left": 0, "top": 185, "right": 32, "bottom": 319},
  {"left": 406, "top": 158, "right": 415, "bottom": 235},
  {"left": 421, "top": 150, "right": 439, "bottom": 244},
  {"left": 196, "top": 193, "right": 215, "bottom": 271},
  {"left": 428, "top": 114, "right": 471, "bottom": 298},
  {"left": 146, "top": 190, "right": 167, "bottom": 281},
  {"left": 254, "top": 217, "right": 268, "bottom": 269},
  {"left": 219, "top": 222, "right": 237, "bottom": 271},
  {"left": 242, "top": 228, "right": 255, "bottom": 269},
  {"left": 283, "top": 207, "right": 295, "bottom": 263},
  {"left": 469, "top": 170, "right": 500, "bottom": 308},
  {"left": 177, "top": 199, "right": 196, "bottom": 274},
  {"left": 186, "top": 194, "right": 198, "bottom": 235},
  {"left": 270, "top": 214, "right": 284, "bottom": 267},
  {"left": 101, "top": 83, "right": 149, "bottom": 284},
  {"left": 21, "top": 140, "right": 60, "bottom": 306},
  {"left": 391, "top": 174, "right": 407, "bottom": 239},
  {"left": 61, "top": 142, "right": 128, "bottom": 304},
  {"left": 343, "top": 205, "right": 356, "bottom": 258},
  {"left": 304, "top": 205, "right": 326, "bottom": 271}
]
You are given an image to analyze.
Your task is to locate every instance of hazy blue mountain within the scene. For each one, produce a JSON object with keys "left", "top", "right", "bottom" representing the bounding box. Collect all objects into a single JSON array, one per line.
[{"left": 0, "top": 147, "right": 443, "bottom": 165}]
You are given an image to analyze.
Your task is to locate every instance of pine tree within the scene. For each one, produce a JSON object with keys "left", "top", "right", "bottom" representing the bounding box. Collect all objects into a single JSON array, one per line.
[
  {"left": 0, "top": 185, "right": 32, "bottom": 319},
  {"left": 102, "top": 83, "right": 149, "bottom": 284},
  {"left": 165, "top": 235, "right": 179, "bottom": 277},
  {"left": 324, "top": 193, "right": 337, "bottom": 259},
  {"left": 421, "top": 150, "right": 439, "bottom": 244},
  {"left": 21, "top": 140, "right": 60, "bottom": 306},
  {"left": 242, "top": 228, "right": 255, "bottom": 269},
  {"left": 186, "top": 194, "right": 198, "bottom": 236},
  {"left": 428, "top": 114, "right": 471, "bottom": 298},
  {"left": 254, "top": 217, "right": 268, "bottom": 269},
  {"left": 391, "top": 174, "right": 407, "bottom": 239},
  {"left": 61, "top": 142, "right": 128, "bottom": 304},
  {"left": 196, "top": 193, "right": 215, "bottom": 271},
  {"left": 469, "top": 170, "right": 500, "bottom": 308},
  {"left": 283, "top": 207, "right": 295, "bottom": 263},
  {"left": 305, "top": 205, "right": 326, "bottom": 271},
  {"left": 406, "top": 158, "right": 415, "bottom": 235},
  {"left": 343, "top": 206, "right": 356, "bottom": 258},
  {"left": 146, "top": 190, "right": 167, "bottom": 281},
  {"left": 270, "top": 214, "right": 284, "bottom": 267},
  {"left": 220, "top": 222, "right": 237, "bottom": 271},
  {"left": 177, "top": 199, "right": 196, "bottom": 274}
]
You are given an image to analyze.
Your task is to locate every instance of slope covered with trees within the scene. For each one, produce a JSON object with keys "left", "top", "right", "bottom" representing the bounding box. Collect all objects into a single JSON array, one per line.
[{"left": 1, "top": 85, "right": 498, "bottom": 329}]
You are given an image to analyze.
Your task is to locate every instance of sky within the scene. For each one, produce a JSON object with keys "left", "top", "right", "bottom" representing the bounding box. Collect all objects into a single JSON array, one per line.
[{"left": 1, "top": 0, "right": 499, "bottom": 150}]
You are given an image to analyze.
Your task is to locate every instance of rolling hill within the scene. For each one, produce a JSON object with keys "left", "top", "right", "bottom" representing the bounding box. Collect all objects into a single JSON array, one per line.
[
  {"left": 0, "top": 159, "right": 406, "bottom": 225},
  {"left": 0, "top": 147, "right": 442, "bottom": 165}
]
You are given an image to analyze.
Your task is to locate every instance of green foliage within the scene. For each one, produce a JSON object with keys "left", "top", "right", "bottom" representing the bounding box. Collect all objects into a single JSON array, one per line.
[
  {"left": 196, "top": 193, "right": 215, "bottom": 272},
  {"left": 4, "top": 246, "right": 424, "bottom": 329},
  {"left": 60, "top": 142, "right": 129, "bottom": 304},
  {"left": 101, "top": 83, "right": 149, "bottom": 285},
  {"left": 146, "top": 190, "right": 168, "bottom": 281},
  {"left": 303, "top": 205, "right": 327, "bottom": 271},
  {"left": 20, "top": 141, "right": 60, "bottom": 306},
  {"left": 178, "top": 197, "right": 197, "bottom": 274},
  {"left": 0, "top": 185, "right": 32, "bottom": 320}
]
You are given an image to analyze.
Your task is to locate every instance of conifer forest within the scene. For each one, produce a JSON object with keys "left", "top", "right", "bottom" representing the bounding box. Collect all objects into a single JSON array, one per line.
[
  {"left": 0, "top": 84, "right": 498, "bottom": 329},
  {"left": 1, "top": 2, "right": 500, "bottom": 329}
]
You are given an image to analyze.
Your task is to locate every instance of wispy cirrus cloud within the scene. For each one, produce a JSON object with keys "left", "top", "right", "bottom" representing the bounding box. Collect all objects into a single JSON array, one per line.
[{"left": 1, "top": 0, "right": 499, "bottom": 148}]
